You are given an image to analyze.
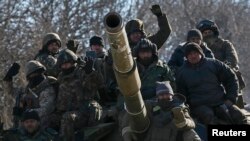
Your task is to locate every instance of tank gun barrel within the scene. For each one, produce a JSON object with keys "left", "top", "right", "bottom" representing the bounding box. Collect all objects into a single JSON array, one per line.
[{"left": 104, "top": 12, "right": 149, "bottom": 133}]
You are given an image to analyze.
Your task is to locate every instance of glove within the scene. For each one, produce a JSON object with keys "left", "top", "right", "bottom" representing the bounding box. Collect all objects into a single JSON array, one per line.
[
  {"left": 13, "top": 107, "right": 24, "bottom": 117},
  {"left": 84, "top": 56, "right": 94, "bottom": 74},
  {"left": 171, "top": 107, "right": 187, "bottom": 128},
  {"left": 3, "top": 63, "right": 20, "bottom": 81},
  {"left": 150, "top": 4, "right": 163, "bottom": 17},
  {"left": 66, "top": 39, "right": 79, "bottom": 53}
]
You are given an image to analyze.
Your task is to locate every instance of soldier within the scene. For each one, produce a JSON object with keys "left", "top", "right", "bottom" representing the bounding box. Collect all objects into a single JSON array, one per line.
[
  {"left": 134, "top": 39, "right": 175, "bottom": 100},
  {"left": 196, "top": 19, "right": 245, "bottom": 107},
  {"left": 196, "top": 20, "right": 238, "bottom": 68},
  {"left": 125, "top": 4, "right": 171, "bottom": 52},
  {"left": 51, "top": 49, "right": 103, "bottom": 141},
  {"left": 176, "top": 43, "right": 248, "bottom": 125},
  {"left": 3, "top": 61, "right": 57, "bottom": 129},
  {"left": 35, "top": 32, "right": 61, "bottom": 77},
  {"left": 168, "top": 29, "right": 214, "bottom": 72},
  {"left": 122, "top": 81, "right": 201, "bottom": 141},
  {"left": 89, "top": 35, "right": 108, "bottom": 59},
  {"left": 3, "top": 110, "right": 58, "bottom": 141}
]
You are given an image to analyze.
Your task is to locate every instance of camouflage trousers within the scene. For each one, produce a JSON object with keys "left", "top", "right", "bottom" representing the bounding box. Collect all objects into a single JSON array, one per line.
[{"left": 49, "top": 100, "right": 102, "bottom": 141}]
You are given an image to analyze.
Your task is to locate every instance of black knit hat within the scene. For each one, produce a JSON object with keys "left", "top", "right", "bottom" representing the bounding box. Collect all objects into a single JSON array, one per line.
[
  {"left": 184, "top": 42, "right": 204, "bottom": 57},
  {"left": 186, "top": 29, "right": 203, "bottom": 41},
  {"left": 90, "top": 36, "right": 104, "bottom": 47},
  {"left": 21, "top": 110, "right": 40, "bottom": 122}
]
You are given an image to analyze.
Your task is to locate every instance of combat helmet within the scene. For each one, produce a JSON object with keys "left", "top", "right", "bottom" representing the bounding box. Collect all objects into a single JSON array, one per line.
[
  {"left": 133, "top": 38, "right": 157, "bottom": 57},
  {"left": 25, "top": 60, "right": 46, "bottom": 77},
  {"left": 56, "top": 49, "right": 78, "bottom": 67},
  {"left": 42, "top": 32, "right": 62, "bottom": 49},
  {"left": 196, "top": 19, "right": 219, "bottom": 36}
]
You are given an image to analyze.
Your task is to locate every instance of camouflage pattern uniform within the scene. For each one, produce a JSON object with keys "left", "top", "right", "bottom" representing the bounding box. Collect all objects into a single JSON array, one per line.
[
  {"left": 196, "top": 20, "right": 239, "bottom": 69},
  {"left": 51, "top": 49, "right": 103, "bottom": 140},
  {"left": 35, "top": 33, "right": 61, "bottom": 77},
  {"left": 3, "top": 61, "right": 56, "bottom": 129}
]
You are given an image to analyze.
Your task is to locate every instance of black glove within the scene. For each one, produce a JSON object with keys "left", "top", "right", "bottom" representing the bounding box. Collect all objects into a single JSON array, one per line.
[
  {"left": 84, "top": 57, "right": 94, "bottom": 74},
  {"left": 3, "top": 63, "right": 20, "bottom": 81},
  {"left": 12, "top": 107, "right": 24, "bottom": 117},
  {"left": 150, "top": 4, "right": 163, "bottom": 17},
  {"left": 66, "top": 39, "right": 79, "bottom": 53}
]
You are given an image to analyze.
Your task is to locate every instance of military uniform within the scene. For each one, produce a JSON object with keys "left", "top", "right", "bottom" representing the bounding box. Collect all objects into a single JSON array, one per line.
[
  {"left": 35, "top": 33, "right": 61, "bottom": 77},
  {"left": 51, "top": 49, "right": 103, "bottom": 140},
  {"left": 3, "top": 61, "right": 56, "bottom": 129}
]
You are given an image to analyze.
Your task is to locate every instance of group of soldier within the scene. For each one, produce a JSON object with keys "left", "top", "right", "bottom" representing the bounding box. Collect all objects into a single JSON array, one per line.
[{"left": 1, "top": 4, "right": 248, "bottom": 141}]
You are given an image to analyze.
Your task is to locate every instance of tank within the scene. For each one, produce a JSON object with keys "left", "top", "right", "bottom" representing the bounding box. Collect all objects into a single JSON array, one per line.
[{"left": 103, "top": 12, "right": 150, "bottom": 134}]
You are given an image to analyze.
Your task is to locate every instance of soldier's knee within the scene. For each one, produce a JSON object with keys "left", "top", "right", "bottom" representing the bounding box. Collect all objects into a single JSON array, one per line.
[{"left": 192, "top": 106, "right": 215, "bottom": 124}]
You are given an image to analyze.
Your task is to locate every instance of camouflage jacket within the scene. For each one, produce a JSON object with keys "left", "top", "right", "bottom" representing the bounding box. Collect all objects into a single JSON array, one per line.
[
  {"left": 136, "top": 57, "right": 175, "bottom": 100},
  {"left": 35, "top": 52, "right": 60, "bottom": 77},
  {"left": 22, "top": 77, "right": 57, "bottom": 127},
  {"left": 56, "top": 66, "right": 104, "bottom": 112},
  {"left": 207, "top": 37, "right": 239, "bottom": 69},
  {"left": 3, "top": 127, "right": 57, "bottom": 141},
  {"left": 3, "top": 77, "right": 56, "bottom": 128}
]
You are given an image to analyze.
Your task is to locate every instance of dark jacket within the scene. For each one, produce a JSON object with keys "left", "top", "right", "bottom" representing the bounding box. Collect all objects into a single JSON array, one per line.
[
  {"left": 127, "top": 14, "right": 171, "bottom": 50},
  {"left": 168, "top": 42, "right": 214, "bottom": 72},
  {"left": 176, "top": 58, "right": 239, "bottom": 107}
]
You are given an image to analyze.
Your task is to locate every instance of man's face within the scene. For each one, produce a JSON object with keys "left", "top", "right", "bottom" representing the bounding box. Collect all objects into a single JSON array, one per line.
[
  {"left": 91, "top": 44, "right": 102, "bottom": 54},
  {"left": 22, "top": 119, "right": 39, "bottom": 134},
  {"left": 61, "top": 62, "right": 74, "bottom": 70},
  {"left": 188, "top": 37, "right": 202, "bottom": 45},
  {"left": 187, "top": 51, "right": 202, "bottom": 64},
  {"left": 138, "top": 50, "right": 152, "bottom": 59},
  {"left": 158, "top": 93, "right": 173, "bottom": 101},
  {"left": 157, "top": 93, "right": 173, "bottom": 110},
  {"left": 202, "top": 29, "right": 214, "bottom": 38},
  {"left": 47, "top": 42, "right": 59, "bottom": 54},
  {"left": 129, "top": 32, "right": 142, "bottom": 43}
]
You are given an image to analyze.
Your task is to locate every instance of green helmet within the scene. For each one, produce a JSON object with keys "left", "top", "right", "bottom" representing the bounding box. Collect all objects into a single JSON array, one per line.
[
  {"left": 42, "top": 33, "right": 61, "bottom": 49},
  {"left": 25, "top": 60, "right": 46, "bottom": 77},
  {"left": 56, "top": 49, "right": 78, "bottom": 67}
]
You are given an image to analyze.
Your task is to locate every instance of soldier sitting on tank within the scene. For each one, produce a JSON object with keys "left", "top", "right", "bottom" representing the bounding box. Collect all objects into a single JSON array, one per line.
[
  {"left": 49, "top": 49, "right": 104, "bottom": 141},
  {"left": 125, "top": 4, "right": 171, "bottom": 53},
  {"left": 122, "top": 81, "right": 201, "bottom": 141},
  {"left": 168, "top": 29, "right": 214, "bottom": 74},
  {"left": 3, "top": 61, "right": 57, "bottom": 129},
  {"left": 133, "top": 38, "right": 175, "bottom": 100},
  {"left": 176, "top": 42, "right": 248, "bottom": 125},
  {"left": 35, "top": 32, "right": 62, "bottom": 77},
  {"left": 3, "top": 110, "right": 58, "bottom": 141}
]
